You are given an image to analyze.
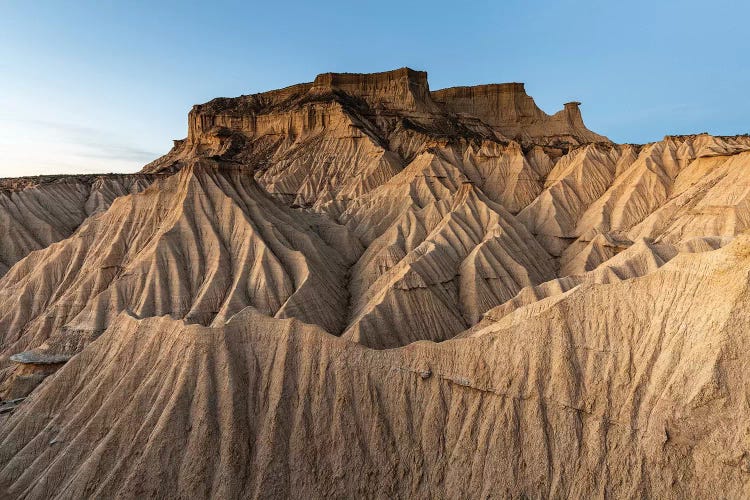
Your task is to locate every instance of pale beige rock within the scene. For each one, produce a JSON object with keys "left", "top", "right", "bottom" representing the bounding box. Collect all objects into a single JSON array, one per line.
[
  {"left": 2, "top": 237, "right": 750, "bottom": 498},
  {"left": 432, "top": 83, "right": 609, "bottom": 145},
  {"left": 0, "top": 68, "right": 749, "bottom": 499},
  {"left": 0, "top": 174, "right": 154, "bottom": 276}
]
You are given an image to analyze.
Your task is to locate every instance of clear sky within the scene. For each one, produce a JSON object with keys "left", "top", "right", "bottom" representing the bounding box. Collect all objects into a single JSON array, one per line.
[{"left": 1, "top": 0, "right": 748, "bottom": 177}]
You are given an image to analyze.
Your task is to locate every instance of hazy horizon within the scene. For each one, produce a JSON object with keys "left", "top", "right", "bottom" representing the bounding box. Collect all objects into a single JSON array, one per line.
[{"left": 1, "top": 0, "right": 748, "bottom": 177}]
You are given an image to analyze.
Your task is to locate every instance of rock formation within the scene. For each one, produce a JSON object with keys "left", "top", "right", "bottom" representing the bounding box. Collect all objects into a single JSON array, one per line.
[
  {"left": 0, "top": 174, "right": 155, "bottom": 276},
  {"left": 1, "top": 68, "right": 749, "bottom": 498}
]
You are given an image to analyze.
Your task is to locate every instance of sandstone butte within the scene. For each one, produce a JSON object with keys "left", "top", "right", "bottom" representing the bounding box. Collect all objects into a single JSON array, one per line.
[{"left": 1, "top": 67, "right": 750, "bottom": 498}]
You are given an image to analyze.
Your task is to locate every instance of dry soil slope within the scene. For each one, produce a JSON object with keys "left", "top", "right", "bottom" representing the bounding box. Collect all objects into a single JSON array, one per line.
[
  {"left": 1, "top": 237, "right": 750, "bottom": 498},
  {"left": 519, "top": 134, "right": 750, "bottom": 263},
  {"left": 0, "top": 161, "right": 359, "bottom": 396},
  {"left": 0, "top": 175, "right": 154, "bottom": 276}
]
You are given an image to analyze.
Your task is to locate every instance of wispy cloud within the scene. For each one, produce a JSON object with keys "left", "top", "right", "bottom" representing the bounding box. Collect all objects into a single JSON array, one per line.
[
  {"left": 12, "top": 117, "right": 160, "bottom": 163},
  {"left": 0, "top": 111, "right": 163, "bottom": 176}
]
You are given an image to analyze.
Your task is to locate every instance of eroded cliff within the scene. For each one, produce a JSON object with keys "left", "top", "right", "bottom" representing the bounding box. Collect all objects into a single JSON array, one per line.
[{"left": 1, "top": 68, "right": 749, "bottom": 499}]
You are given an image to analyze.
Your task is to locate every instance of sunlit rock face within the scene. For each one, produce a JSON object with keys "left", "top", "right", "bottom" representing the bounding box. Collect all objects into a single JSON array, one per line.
[{"left": 2, "top": 68, "right": 750, "bottom": 499}]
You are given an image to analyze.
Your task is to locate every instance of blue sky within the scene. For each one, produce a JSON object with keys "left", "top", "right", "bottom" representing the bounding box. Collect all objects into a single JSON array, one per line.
[{"left": 1, "top": 0, "right": 748, "bottom": 176}]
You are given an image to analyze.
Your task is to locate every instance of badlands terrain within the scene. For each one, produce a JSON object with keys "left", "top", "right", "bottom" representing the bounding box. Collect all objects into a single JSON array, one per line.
[{"left": 1, "top": 68, "right": 749, "bottom": 498}]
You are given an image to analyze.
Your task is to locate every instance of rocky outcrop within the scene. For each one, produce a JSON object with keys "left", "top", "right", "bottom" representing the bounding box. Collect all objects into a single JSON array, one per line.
[
  {"left": 142, "top": 68, "right": 608, "bottom": 212},
  {"left": 2, "top": 69, "right": 750, "bottom": 499},
  {"left": 433, "top": 84, "right": 609, "bottom": 144},
  {"left": 313, "top": 67, "right": 438, "bottom": 112}
]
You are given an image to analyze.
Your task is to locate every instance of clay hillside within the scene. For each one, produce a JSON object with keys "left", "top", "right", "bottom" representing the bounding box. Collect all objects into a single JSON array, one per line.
[{"left": 1, "top": 68, "right": 750, "bottom": 498}]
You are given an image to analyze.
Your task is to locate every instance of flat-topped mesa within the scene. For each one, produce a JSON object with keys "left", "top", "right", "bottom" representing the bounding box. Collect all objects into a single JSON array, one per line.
[
  {"left": 182, "top": 70, "right": 608, "bottom": 148},
  {"left": 433, "top": 83, "right": 608, "bottom": 145},
  {"left": 311, "top": 67, "right": 439, "bottom": 112},
  {"left": 184, "top": 81, "right": 315, "bottom": 144},
  {"left": 432, "top": 83, "right": 547, "bottom": 128},
  {"left": 143, "top": 68, "right": 612, "bottom": 174},
  {"left": 187, "top": 68, "right": 436, "bottom": 138},
  {"left": 180, "top": 68, "right": 441, "bottom": 149}
]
